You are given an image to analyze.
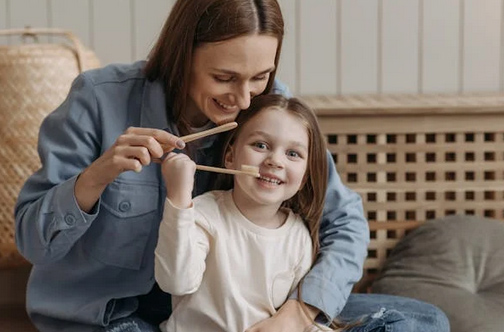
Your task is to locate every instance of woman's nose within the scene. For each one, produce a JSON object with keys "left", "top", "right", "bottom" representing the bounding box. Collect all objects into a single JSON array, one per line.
[{"left": 236, "top": 83, "right": 251, "bottom": 110}]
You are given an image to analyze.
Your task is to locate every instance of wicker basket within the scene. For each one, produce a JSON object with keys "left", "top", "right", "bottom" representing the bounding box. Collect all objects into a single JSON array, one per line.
[{"left": 0, "top": 28, "right": 101, "bottom": 269}]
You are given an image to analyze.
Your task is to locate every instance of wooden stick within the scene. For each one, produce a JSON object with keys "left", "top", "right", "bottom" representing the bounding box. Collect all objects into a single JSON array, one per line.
[
  {"left": 195, "top": 165, "right": 260, "bottom": 177},
  {"left": 161, "top": 122, "right": 237, "bottom": 151},
  {"left": 181, "top": 122, "right": 237, "bottom": 143}
]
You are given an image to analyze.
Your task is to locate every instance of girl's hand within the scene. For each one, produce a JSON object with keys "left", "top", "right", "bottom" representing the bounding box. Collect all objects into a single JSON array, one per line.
[
  {"left": 75, "top": 127, "right": 185, "bottom": 212},
  {"left": 161, "top": 152, "right": 196, "bottom": 209},
  {"left": 245, "top": 300, "right": 319, "bottom": 332}
]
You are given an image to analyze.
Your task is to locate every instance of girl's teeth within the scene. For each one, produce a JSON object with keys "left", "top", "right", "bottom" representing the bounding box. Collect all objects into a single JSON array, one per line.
[{"left": 259, "top": 176, "right": 281, "bottom": 184}]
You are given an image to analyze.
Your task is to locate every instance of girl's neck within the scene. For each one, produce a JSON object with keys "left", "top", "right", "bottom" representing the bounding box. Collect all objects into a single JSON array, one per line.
[{"left": 231, "top": 190, "right": 287, "bottom": 229}]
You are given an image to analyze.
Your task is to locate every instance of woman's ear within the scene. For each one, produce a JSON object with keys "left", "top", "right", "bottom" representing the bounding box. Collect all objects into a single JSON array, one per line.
[{"left": 224, "top": 146, "right": 235, "bottom": 169}]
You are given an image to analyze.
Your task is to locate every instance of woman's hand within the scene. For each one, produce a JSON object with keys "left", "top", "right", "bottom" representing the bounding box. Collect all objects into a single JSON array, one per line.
[
  {"left": 245, "top": 299, "right": 320, "bottom": 332},
  {"left": 161, "top": 152, "right": 196, "bottom": 209},
  {"left": 75, "top": 127, "right": 185, "bottom": 212}
]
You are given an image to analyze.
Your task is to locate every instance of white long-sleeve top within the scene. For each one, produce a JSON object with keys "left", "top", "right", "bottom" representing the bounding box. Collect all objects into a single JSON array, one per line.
[{"left": 154, "top": 190, "right": 313, "bottom": 332}]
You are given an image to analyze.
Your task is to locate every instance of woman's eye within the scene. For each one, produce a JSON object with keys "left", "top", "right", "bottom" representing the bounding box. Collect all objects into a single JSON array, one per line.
[
  {"left": 214, "top": 75, "right": 233, "bottom": 83},
  {"left": 253, "top": 75, "right": 268, "bottom": 81}
]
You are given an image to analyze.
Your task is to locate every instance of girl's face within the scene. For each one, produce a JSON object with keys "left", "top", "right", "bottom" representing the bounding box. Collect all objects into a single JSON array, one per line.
[
  {"left": 225, "top": 107, "right": 309, "bottom": 210},
  {"left": 187, "top": 34, "right": 278, "bottom": 127}
]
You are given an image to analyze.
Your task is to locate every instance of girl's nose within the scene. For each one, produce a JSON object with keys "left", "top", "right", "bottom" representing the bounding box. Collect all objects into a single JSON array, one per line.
[{"left": 265, "top": 152, "right": 284, "bottom": 169}]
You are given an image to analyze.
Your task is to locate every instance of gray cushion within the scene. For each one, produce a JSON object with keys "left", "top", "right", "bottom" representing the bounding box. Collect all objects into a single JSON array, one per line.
[{"left": 371, "top": 215, "right": 504, "bottom": 332}]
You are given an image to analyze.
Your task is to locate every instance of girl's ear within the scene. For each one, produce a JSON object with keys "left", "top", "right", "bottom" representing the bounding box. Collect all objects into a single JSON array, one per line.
[{"left": 224, "top": 146, "right": 235, "bottom": 169}]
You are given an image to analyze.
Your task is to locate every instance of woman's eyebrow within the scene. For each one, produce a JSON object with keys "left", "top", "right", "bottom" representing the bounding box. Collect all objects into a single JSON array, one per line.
[{"left": 211, "top": 67, "right": 276, "bottom": 76}]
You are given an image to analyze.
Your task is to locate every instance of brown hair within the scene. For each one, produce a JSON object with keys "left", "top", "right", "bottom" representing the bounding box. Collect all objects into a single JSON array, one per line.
[
  {"left": 144, "top": 0, "right": 284, "bottom": 136},
  {"left": 219, "top": 94, "right": 328, "bottom": 257},
  {"left": 218, "top": 96, "right": 358, "bottom": 330}
]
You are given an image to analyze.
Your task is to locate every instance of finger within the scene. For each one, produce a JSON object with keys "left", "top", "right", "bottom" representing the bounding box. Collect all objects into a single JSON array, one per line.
[
  {"left": 125, "top": 127, "right": 185, "bottom": 151},
  {"left": 118, "top": 146, "right": 152, "bottom": 166},
  {"left": 116, "top": 134, "right": 165, "bottom": 159},
  {"left": 111, "top": 155, "right": 143, "bottom": 173}
]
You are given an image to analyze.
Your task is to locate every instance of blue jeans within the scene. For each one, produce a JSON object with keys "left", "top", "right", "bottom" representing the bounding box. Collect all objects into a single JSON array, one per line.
[
  {"left": 100, "top": 294, "right": 449, "bottom": 332},
  {"left": 339, "top": 294, "right": 450, "bottom": 332}
]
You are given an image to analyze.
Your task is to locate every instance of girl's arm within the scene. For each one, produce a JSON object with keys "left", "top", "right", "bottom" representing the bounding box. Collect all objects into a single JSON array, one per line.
[
  {"left": 154, "top": 199, "right": 211, "bottom": 295},
  {"left": 155, "top": 152, "right": 211, "bottom": 295}
]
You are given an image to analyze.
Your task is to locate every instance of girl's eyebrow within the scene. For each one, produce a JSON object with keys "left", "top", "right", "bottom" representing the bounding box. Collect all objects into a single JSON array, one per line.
[{"left": 211, "top": 67, "right": 276, "bottom": 76}]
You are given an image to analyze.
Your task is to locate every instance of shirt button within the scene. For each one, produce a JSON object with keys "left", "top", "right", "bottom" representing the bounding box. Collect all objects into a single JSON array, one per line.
[
  {"left": 119, "top": 201, "right": 131, "bottom": 212},
  {"left": 64, "top": 213, "right": 76, "bottom": 226}
]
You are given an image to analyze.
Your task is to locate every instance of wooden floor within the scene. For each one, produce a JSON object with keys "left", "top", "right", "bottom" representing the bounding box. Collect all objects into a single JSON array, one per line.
[{"left": 0, "top": 306, "right": 38, "bottom": 332}]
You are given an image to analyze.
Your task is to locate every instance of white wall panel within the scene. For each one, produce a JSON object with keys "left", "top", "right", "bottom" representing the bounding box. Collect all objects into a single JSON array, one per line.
[
  {"left": 92, "top": 0, "right": 132, "bottom": 65},
  {"left": 50, "top": 0, "right": 91, "bottom": 49},
  {"left": 463, "top": 0, "right": 501, "bottom": 92},
  {"left": 276, "top": 0, "right": 298, "bottom": 95},
  {"left": 9, "top": 0, "right": 50, "bottom": 43},
  {"left": 298, "top": 0, "right": 337, "bottom": 95},
  {"left": 382, "top": 0, "right": 419, "bottom": 93},
  {"left": 4, "top": 1, "right": 504, "bottom": 95},
  {"left": 341, "top": 0, "right": 379, "bottom": 94},
  {"left": 422, "top": 0, "right": 459, "bottom": 93},
  {"left": 132, "top": 0, "right": 174, "bottom": 61},
  {"left": 0, "top": 0, "right": 8, "bottom": 45}
]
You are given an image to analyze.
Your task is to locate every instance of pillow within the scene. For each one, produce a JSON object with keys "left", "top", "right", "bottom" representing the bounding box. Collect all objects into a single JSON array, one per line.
[{"left": 371, "top": 215, "right": 504, "bottom": 332}]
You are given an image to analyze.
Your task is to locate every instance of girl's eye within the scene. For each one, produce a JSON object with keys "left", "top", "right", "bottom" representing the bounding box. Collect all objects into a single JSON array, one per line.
[
  {"left": 214, "top": 75, "right": 234, "bottom": 83},
  {"left": 287, "top": 150, "right": 301, "bottom": 158},
  {"left": 253, "top": 142, "right": 268, "bottom": 150}
]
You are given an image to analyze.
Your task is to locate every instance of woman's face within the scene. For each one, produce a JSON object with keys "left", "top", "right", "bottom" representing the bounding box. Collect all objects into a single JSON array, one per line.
[{"left": 187, "top": 34, "right": 278, "bottom": 127}]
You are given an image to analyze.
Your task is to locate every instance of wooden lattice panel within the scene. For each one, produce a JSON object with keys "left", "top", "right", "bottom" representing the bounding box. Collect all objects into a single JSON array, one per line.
[{"left": 304, "top": 93, "right": 504, "bottom": 291}]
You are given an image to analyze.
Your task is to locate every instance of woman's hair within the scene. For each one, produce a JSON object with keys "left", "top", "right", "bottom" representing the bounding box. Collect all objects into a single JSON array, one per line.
[
  {"left": 219, "top": 94, "right": 328, "bottom": 257},
  {"left": 144, "top": 0, "right": 284, "bottom": 136}
]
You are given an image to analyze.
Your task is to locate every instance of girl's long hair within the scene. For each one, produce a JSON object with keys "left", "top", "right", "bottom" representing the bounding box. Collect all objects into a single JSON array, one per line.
[
  {"left": 217, "top": 95, "right": 358, "bottom": 330},
  {"left": 144, "top": 0, "right": 284, "bottom": 137},
  {"left": 218, "top": 94, "right": 328, "bottom": 258}
]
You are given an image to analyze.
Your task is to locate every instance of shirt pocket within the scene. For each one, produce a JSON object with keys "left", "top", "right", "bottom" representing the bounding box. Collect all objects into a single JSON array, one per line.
[
  {"left": 84, "top": 180, "right": 160, "bottom": 270},
  {"left": 271, "top": 271, "right": 296, "bottom": 309}
]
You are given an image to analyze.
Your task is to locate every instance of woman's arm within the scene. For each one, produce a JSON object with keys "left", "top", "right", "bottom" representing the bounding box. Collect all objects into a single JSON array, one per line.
[
  {"left": 299, "top": 151, "right": 369, "bottom": 320},
  {"left": 14, "top": 74, "right": 103, "bottom": 264},
  {"left": 245, "top": 152, "right": 368, "bottom": 332},
  {"left": 15, "top": 73, "right": 185, "bottom": 265}
]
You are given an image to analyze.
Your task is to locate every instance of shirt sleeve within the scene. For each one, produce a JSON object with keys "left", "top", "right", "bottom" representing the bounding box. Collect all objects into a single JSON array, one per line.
[
  {"left": 271, "top": 79, "right": 293, "bottom": 98},
  {"left": 293, "top": 151, "right": 369, "bottom": 321},
  {"left": 14, "top": 73, "right": 102, "bottom": 265},
  {"left": 154, "top": 198, "right": 211, "bottom": 296}
]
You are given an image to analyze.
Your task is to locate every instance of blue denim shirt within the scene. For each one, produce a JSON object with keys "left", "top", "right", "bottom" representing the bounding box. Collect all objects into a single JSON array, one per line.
[{"left": 15, "top": 61, "right": 369, "bottom": 331}]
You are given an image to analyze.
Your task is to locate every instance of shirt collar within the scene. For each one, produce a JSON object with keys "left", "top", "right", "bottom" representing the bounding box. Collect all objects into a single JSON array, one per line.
[{"left": 140, "top": 78, "right": 179, "bottom": 136}]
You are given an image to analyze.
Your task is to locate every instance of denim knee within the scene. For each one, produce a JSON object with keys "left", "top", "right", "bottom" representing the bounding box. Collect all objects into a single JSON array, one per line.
[{"left": 343, "top": 304, "right": 449, "bottom": 332}]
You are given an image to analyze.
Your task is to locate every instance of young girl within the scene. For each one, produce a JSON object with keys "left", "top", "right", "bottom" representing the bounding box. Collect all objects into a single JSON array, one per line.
[{"left": 155, "top": 94, "right": 329, "bottom": 332}]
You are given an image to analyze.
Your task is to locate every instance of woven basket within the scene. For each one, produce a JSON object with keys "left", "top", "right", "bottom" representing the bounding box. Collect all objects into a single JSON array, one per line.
[{"left": 0, "top": 28, "right": 100, "bottom": 269}]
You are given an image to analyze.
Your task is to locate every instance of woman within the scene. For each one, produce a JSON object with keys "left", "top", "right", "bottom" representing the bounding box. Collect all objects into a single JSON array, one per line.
[{"left": 14, "top": 0, "right": 449, "bottom": 331}]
